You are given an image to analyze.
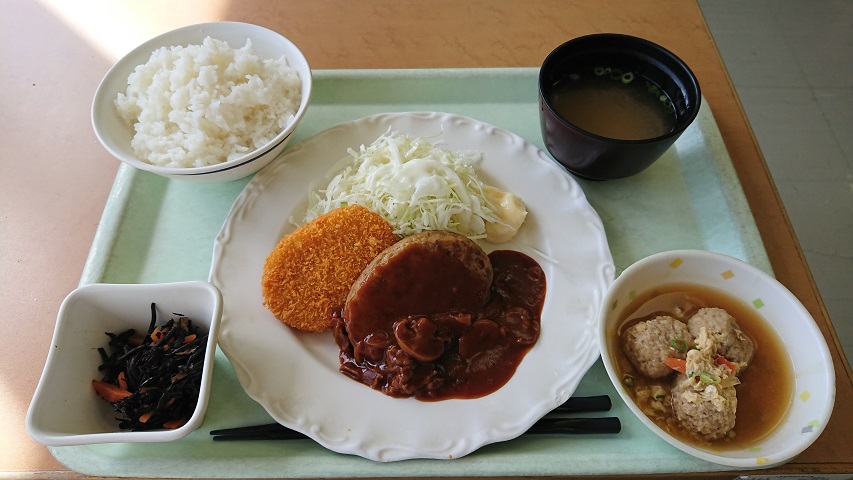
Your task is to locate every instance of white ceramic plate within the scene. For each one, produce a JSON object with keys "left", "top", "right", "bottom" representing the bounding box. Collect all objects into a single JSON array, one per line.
[{"left": 209, "top": 112, "right": 614, "bottom": 461}]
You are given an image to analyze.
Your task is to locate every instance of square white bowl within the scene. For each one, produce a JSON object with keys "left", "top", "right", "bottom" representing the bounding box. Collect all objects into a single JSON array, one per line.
[{"left": 27, "top": 281, "right": 222, "bottom": 446}]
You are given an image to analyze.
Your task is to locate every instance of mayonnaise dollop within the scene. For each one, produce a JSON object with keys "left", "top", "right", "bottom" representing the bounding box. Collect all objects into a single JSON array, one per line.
[{"left": 483, "top": 185, "right": 527, "bottom": 243}]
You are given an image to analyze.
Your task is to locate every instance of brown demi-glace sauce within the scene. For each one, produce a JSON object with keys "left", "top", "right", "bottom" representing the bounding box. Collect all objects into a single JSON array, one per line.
[
  {"left": 333, "top": 250, "right": 546, "bottom": 401},
  {"left": 612, "top": 283, "right": 793, "bottom": 450}
]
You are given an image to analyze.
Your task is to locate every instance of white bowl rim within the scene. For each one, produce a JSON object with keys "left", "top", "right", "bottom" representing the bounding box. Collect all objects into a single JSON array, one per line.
[
  {"left": 26, "top": 281, "right": 223, "bottom": 445},
  {"left": 599, "top": 249, "right": 836, "bottom": 468},
  {"left": 90, "top": 21, "right": 313, "bottom": 176}
]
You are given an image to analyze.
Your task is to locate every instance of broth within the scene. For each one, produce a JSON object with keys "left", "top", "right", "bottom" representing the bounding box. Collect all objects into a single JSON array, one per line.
[
  {"left": 549, "top": 69, "right": 676, "bottom": 140},
  {"left": 612, "top": 283, "right": 793, "bottom": 450}
]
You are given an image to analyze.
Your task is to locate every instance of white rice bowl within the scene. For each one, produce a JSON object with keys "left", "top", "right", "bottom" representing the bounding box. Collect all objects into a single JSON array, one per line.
[
  {"left": 116, "top": 37, "right": 301, "bottom": 168},
  {"left": 92, "top": 22, "right": 312, "bottom": 183}
]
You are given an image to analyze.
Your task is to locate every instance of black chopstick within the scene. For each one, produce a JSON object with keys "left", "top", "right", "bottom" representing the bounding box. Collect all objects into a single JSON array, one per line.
[
  {"left": 525, "top": 416, "right": 621, "bottom": 435},
  {"left": 210, "top": 426, "right": 308, "bottom": 441},
  {"left": 210, "top": 395, "right": 618, "bottom": 441},
  {"left": 552, "top": 394, "right": 611, "bottom": 413},
  {"left": 209, "top": 422, "right": 308, "bottom": 440},
  {"left": 211, "top": 416, "right": 621, "bottom": 441}
]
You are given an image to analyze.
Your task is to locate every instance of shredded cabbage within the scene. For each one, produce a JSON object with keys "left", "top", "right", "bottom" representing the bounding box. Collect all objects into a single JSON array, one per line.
[{"left": 302, "top": 130, "right": 504, "bottom": 239}]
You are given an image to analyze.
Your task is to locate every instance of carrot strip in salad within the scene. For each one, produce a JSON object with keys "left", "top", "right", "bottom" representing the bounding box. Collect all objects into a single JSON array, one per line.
[
  {"left": 163, "top": 418, "right": 186, "bottom": 429},
  {"left": 117, "top": 371, "right": 128, "bottom": 390},
  {"left": 92, "top": 380, "right": 132, "bottom": 402},
  {"left": 665, "top": 357, "right": 687, "bottom": 374},
  {"left": 715, "top": 355, "right": 738, "bottom": 373}
]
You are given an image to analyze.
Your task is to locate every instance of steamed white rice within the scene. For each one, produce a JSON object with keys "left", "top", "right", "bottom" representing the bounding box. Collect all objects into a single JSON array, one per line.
[{"left": 115, "top": 37, "right": 301, "bottom": 168}]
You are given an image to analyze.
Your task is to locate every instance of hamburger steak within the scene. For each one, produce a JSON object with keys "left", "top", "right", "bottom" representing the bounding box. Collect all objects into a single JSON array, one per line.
[
  {"left": 343, "top": 230, "right": 494, "bottom": 346},
  {"left": 334, "top": 230, "right": 546, "bottom": 401}
]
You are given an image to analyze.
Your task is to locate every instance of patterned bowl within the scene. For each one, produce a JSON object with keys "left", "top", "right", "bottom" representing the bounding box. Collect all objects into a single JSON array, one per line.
[{"left": 598, "top": 249, "right": 835, "bottom": 468}]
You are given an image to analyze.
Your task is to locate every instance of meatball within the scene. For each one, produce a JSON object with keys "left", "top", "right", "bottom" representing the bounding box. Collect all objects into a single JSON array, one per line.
[
  {"left": 687, "top": 308, "right": 755, "bottom": 367},
  {"left": 622, "top": 316, "right": 694, "bottom": 379},
  {"left": 671, "top": 375, "right": 737, "bottom": 441}
]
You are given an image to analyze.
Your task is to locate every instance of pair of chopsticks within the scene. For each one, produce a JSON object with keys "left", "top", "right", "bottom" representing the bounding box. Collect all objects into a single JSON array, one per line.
[{"left": 209, "top": 394, "right": 620, "bottom": 441}]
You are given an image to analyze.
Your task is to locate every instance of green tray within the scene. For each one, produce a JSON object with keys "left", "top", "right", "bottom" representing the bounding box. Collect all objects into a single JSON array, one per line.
[{"left": 51, "top": 68, "right": 770, "bottom": 477}]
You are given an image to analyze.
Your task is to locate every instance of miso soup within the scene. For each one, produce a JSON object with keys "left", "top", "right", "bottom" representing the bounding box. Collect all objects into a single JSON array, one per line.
[{"left": 549, "top": 68, "right": 676, "bottom": 140}]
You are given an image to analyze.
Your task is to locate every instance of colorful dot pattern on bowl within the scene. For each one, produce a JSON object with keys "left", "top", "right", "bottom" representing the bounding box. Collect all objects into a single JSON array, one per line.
[
  {"left": 669, "top": 257, "right": 770, "bottom": 311},
  {"left": 646, "top": 255, "right": 827, "bottom": 467},
  {"left": 801, "top": 419, "right": 820, "bottom": 434}
]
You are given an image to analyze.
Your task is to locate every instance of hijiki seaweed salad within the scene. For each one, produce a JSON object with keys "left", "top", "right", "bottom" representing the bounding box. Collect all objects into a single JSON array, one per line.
[{"left": 91, "top": 303, "right": 207, "bottom": 431}]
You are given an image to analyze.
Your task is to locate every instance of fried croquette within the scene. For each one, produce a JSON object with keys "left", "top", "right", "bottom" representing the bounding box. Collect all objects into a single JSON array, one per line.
[{"left": 261, "top": 204, "right": 398, "bottom": 332}]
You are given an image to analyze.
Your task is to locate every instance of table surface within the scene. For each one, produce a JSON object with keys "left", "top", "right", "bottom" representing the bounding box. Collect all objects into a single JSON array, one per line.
[{"left": 1, "top": 1, "right": 850, "bottom": 478}]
